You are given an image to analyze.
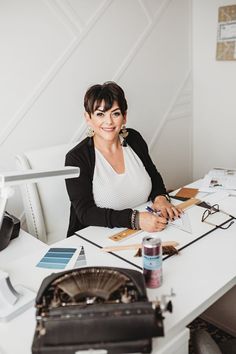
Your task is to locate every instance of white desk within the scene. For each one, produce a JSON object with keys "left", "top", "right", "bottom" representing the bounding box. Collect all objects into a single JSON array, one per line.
[
  {"left": 0, "top": 230, "right": 45, "bottom": 268},
  {"left": 0, "top": 230, "right": 141, "bottom": 354},
  {"left": 0, "top": 191, "right": 236, "bottom": 354},
  {"left": 75, "top": 195, "right": 236, "bottom": 353}
]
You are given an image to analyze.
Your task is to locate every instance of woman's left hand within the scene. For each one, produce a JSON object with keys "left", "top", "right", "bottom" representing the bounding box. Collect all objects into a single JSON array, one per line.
[{"left": 152, "top": 195, "right": 182, "bottom": 221}]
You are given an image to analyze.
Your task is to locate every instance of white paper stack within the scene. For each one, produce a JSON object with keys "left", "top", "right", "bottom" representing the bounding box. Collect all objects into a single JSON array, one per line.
[{"left": 199, "top": 168, "right": 236, "bottom": 193}]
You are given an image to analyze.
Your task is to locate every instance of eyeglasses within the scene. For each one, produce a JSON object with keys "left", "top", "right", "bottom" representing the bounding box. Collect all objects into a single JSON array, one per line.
[{"left": 201, "top": 204, "right": 234, "bottom": 229}]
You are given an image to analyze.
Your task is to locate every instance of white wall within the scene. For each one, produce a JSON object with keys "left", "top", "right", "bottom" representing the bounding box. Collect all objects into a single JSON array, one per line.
[
  {"left": 193, "top": 0, "right": 236, "bottom": 180},
  {"left": 0, "top": 0, "right": 192, "bottom": 219}
]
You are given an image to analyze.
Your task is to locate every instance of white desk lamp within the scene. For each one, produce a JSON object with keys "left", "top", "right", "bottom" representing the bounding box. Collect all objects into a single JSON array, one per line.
[{"left": 0, "top": 167, "right": 79, "bottom": 321}]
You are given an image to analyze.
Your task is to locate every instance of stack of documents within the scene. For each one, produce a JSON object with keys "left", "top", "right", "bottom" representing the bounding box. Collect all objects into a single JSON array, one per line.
[{"left": 199, "top": 168, "right": 236, "bottom": 193}]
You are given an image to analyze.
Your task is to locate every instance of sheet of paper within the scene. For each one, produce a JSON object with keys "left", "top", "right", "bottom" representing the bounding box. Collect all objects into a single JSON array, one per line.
[
  {"left": 73, "top": 246, "right": 87, "bottom": 268},
  {"left": 199, "top": 168, "right": 236, "bottom": 192},
  {"left": 201, "top": 190, "right": 230, "bottom": 205},
  {"left": 169, "top": 213, "right": 192, "bottom": 234},
  {"left": 219, "top": 195, "right": 236, "bottom": 218}
]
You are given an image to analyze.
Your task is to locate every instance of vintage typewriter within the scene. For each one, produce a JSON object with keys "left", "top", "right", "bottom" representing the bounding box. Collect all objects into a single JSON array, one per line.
[{"left": 32, "top": 267, "right": 173, "bottom": 354}]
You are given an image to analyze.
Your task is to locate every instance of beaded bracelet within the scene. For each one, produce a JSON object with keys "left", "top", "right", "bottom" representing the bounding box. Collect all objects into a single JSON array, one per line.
[
  {"left": 134, "top": 210, "right": 140, "bottom": 230},
  {"left": 131, "top": 210, "right": 140, "bottom": 230}
]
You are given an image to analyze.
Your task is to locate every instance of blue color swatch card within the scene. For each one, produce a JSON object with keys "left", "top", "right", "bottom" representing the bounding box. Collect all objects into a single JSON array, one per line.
[{"left": 36, "top": 248, "right": 76, "bottom": 269}]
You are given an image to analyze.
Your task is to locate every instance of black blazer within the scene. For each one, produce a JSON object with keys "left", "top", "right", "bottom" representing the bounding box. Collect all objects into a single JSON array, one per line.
[{"left": 65, "top": 128, "right": 166, "bottom": 236}]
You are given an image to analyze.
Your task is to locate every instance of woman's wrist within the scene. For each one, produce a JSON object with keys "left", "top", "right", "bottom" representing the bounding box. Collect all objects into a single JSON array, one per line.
[
  {"left": 154, "top": 194, "right": 171, "bottom": 203},
  {"left": 130, "top": 210, "right": 140, "bottom": 230}
]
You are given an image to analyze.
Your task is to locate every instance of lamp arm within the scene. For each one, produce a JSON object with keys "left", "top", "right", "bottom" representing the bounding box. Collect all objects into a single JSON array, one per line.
[{"left": 0, "top": 166, "right": 79, "bottom": 230}]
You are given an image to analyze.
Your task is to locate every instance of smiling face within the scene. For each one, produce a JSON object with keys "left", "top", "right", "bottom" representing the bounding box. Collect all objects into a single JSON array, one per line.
[{"left": 85, "top": 100, "right": 126, "bottom": 144}]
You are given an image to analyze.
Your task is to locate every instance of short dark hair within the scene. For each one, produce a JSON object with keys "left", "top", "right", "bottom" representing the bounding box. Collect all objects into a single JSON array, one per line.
[{"left": 84, "top": 81, "right": 128, "bottom": 116}]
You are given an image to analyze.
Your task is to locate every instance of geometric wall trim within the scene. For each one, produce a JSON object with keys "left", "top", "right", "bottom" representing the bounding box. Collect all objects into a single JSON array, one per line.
[
  {"left": 70, "top": 0, "right": 175, "bottom": 143},
  {"left": 0, "top": 0, "right": 112, "bottom": 146},
  {"left": 149, "top": 70, "right": 192, "bottom": 151},
  {"left": 0, "top": 0, "right": 192, "bottom": 219}
]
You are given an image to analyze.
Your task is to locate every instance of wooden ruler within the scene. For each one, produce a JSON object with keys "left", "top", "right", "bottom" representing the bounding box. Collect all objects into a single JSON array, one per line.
[
  {"left": 102, "top": 240, "right": 179, "bottom": 253},
  {"left": 108, "top": 198, "right": 200, "bottom": 243},
  {"left": 176, "top": 198, "right": 201, "bottom": 210},
  {"left": 108, "top": 229, "right": 141, "bottom": 242}
]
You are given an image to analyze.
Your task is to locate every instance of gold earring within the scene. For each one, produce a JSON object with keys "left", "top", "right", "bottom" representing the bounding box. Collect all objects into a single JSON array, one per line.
[
  {"left": 120, "top": 125, "right": 128, "bottom": 139},
  {"left": 120, "top": 125, "right": 128, "bottom": 146},
  {"left": 87, "top": 126, "right": 94, "bottom": 138}
]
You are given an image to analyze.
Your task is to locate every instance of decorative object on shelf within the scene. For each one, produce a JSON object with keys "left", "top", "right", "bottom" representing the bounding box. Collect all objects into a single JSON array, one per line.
[{"left": 216, "top": 5, "right": 236, "bottom": 61}]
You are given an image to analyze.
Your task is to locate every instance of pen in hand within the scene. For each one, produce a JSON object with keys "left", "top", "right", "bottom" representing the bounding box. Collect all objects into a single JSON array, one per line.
[
  {"left": 145, "top": 206, "right": 162, "bottom": 216},
  {"left": 146, "top": 206, "right": 168, "bottom": 225}
]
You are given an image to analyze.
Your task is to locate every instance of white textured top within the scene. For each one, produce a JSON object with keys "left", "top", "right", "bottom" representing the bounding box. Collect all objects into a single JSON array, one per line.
[{"left": 93, "top": 145, "right": 152, "bottom": 209}]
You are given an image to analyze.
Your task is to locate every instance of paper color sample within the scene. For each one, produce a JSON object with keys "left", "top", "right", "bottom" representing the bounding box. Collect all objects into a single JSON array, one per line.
[
  {"left": 36, "top": 248, "right": 76, "bottom": 269},
  {"left": 74, "top": 246, "right": 87, "bottom": 268}
]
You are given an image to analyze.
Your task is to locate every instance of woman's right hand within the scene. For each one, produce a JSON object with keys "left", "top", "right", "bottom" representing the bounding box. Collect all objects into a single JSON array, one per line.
[{"left": 139, "top": 212, "right": 168, "bottom": 232}]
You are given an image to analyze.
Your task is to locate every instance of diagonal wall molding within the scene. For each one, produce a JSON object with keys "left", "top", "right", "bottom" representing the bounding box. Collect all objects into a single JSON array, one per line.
[
  {"left": 138, "top": 0, "right": 152, "bottom": 23},
  {"left": 70, "top": 0, "right": 173, "bottom": 143},
  {"left": 0, "top": 0, "right": 113, "bottom": 147},
  {"left": 149, "top": 70, "right": 191, "bottom": 151},
  {"left": 0, "top": 0, "right": 177, "bottom": 148},
  {"left": 113, "top": 0, "right": 172, "bottom": 81},
  {"left": 1, "top": 0, "right": 191, "bottom": 220},
  {"left": 50, "top": 0, "right": 83, "bottom": 34}
]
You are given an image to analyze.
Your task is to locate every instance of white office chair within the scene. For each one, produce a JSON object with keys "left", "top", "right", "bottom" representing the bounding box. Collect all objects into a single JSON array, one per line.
[{"left": 15, "top": 143, "right": 76, "bottom": 245}]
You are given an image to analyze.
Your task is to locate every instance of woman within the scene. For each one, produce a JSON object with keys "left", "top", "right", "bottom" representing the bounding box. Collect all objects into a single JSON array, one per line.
[{"left": 65, "top": 81, "right": 181, "bottom": 236}]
